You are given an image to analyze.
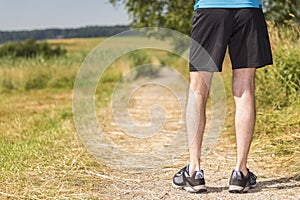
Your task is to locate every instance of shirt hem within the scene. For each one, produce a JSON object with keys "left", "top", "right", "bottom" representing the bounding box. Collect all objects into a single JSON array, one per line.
[{"left": 194, "top": 5, "right": 261, "bottom": 10}]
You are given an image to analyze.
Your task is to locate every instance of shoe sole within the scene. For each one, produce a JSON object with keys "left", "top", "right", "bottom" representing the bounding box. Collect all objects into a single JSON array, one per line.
[
  {"left": 172, "top": 182, "right": 207, "bottom": 193},
  {"left": 229, "top": 185, "right": 250, "bottom": 193}
]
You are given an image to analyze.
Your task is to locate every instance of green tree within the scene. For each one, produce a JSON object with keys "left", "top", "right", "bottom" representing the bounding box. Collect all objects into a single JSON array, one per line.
[
  {"left": 109, "top": 0, "right": 194, "bottom": 35},
  {"left": 110, "top": 0, "right": 299, "bottom": 34},
  {"left": 263, "top": 0, "right": 300, "bottom": 24}
]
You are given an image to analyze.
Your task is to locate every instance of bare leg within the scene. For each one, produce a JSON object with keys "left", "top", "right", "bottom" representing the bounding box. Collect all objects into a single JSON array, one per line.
[
  {"left": 232, "top": 68, "right": 256, "bottom": 176},
  {"left": 186, "top": 71, "right": 213, "bottom": 175}
]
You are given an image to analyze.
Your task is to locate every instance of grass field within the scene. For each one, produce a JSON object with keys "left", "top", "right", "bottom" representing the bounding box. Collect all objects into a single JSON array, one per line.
[{"left": 0, "top": 24, "right": 299, "bottom": 198}]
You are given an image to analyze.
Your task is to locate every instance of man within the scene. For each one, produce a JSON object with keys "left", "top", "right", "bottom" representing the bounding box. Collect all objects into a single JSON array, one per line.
[{"left": 172, "top": 0, "right": 273, "bottom": 193}]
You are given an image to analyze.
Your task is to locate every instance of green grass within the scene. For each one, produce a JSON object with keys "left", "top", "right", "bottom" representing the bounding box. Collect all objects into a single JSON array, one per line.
[
  {"left": 0, "top": 25, "right": 299, "bottom": 197},
  {"left": 252, "top": 23, "right": 300, "bottom": 176}
]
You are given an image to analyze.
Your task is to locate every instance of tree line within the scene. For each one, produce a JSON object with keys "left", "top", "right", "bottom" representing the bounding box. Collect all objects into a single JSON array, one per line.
[{"left": 0, "top": 25, "right": 130, "bottom": 44}]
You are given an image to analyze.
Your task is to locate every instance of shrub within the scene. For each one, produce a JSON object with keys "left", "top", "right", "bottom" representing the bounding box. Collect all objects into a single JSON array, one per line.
[
  {"left": 0, "top": 39, "right": 66, "bottom": 58},
  {"left": 256, "top": 44, "right": 300, "bottom": 108},
  {"left": 275, "top": 45, "right": 300, "bottom": 94},
  {"left": 24, "top": 73, "right": 51, "bottom": 90}
]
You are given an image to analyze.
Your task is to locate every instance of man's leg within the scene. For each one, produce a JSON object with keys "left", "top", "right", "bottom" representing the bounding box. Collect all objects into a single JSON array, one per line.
[
  {"left": 187, "top": 71, "right": 213, "bottom": 175},
  {"left": 232, "top": 68, "right": 256, "bottom": 176}
]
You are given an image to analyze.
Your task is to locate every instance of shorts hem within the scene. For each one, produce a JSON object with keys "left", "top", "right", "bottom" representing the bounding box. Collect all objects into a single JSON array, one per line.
[
  {"left": 232, "top": 62, "right": 273, "bottom": 69},
  {"left": 189, "top": 68, "right": 222, "bottom": 72}
]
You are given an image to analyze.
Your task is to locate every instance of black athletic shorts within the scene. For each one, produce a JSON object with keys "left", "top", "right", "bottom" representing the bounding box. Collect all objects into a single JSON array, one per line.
[{"left": 189, "top": 8, "right": 273, "bottom": 72}]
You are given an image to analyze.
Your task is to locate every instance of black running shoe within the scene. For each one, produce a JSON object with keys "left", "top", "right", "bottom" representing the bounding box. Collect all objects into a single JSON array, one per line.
[
  {"left": 248, "top": 169, "right": 257, "bottom": 188},
  {"left": 229, "top": 170, "right": 250, "bottom": 193},
  {"left": 172, "top": 165, "right": 207, "bottom": 193}
]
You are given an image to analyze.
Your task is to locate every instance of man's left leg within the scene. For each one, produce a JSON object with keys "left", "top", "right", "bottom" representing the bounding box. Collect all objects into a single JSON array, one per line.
[
  {"left": 229, "top": 68, "right": 257, "bottom": 193},
  {"left": 233, "top": 68, "right": 256, "bottom": 175},
  {"left": 227, "top": 8, "right": 272, "bottom": 193}
]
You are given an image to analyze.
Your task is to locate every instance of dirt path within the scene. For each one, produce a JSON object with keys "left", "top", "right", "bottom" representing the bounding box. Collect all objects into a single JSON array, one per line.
[
  {"left": 94, "top": 137, "right": 300, "bottom": 199},
  {"left": 96, "top": 68, "right": 300, "bottom": 199},
  {"left": 97, "top": 149, "right": 300, "bottom": 199}
]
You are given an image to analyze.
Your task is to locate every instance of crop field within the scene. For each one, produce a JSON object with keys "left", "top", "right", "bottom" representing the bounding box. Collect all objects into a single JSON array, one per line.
[{"left": 0, "top": 24, "right": 299, "bottom": 199}]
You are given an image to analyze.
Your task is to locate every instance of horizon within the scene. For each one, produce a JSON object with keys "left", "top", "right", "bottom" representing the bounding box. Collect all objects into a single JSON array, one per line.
[{"left": 0, "top": 24, "right": 130, "bottom": 32}]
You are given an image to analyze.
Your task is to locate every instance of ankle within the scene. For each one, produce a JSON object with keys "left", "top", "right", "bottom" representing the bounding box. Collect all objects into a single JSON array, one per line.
[
  {"left": 234, "top": 167, "right": 248, "bottom": 177},
  {"left": 188, "top": 163, "right": 201, "bottom": 175}
]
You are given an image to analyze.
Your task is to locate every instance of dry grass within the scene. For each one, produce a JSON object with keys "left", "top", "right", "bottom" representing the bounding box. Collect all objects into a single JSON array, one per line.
[
  {"left": 0, "top": 28, "right": 299, "bottom": 198},
  {"left": 0, "top": 89, "right": 116, "bottom": 199}
]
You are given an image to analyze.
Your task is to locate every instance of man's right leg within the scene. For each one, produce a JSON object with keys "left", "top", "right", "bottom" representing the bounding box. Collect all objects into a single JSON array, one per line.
[{"left": 187, "top": 71, "right": 212, "bottom": 175}]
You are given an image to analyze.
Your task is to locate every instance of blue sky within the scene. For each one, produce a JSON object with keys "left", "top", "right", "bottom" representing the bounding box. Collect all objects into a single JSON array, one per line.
[{"left": 0, "top": 0, "right": 130, "bottom": 31}]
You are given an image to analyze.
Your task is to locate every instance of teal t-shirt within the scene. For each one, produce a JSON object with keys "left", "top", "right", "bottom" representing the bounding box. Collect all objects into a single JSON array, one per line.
[{"left": 194, "top": 0, "right": 262, "bottom": 10}]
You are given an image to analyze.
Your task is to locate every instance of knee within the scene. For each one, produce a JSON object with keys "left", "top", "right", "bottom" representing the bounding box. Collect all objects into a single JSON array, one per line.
[
  {"left": 233, "top": 81, "right": 255, "bottom": 97},
  {"left": 189, "top": 76, "right": 210, "bottom": 98},
  {"left": 232, "top": 68, "right": 256, "bottom": 97}
]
